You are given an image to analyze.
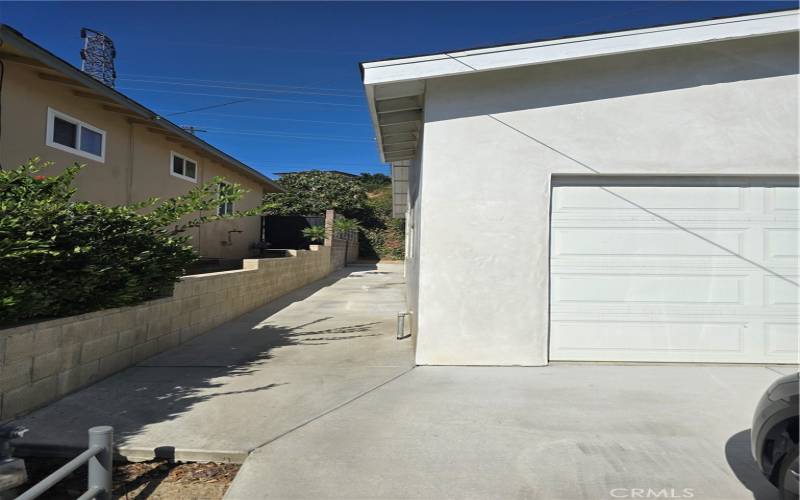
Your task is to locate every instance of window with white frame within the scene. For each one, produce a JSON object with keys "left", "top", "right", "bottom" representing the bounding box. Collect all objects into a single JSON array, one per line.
[
  {"left": 217, "top": 182, "right": 234, "bottom": 216},
  {"left": 170, "top": 151, "right": 198, "bottom": 182},
  {"left": 46, "top": 108, "right": 106, "bottom": 162}
]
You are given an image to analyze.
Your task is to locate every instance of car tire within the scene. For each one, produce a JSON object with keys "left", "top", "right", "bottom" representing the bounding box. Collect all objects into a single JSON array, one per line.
[{"left": 779, "top": 446, "right": 799, "bottom": 500}]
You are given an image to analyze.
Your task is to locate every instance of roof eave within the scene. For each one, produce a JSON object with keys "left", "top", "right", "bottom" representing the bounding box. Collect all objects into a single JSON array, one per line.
[{"left": 361, "top": 9, "right": 800, "bottom": 86}]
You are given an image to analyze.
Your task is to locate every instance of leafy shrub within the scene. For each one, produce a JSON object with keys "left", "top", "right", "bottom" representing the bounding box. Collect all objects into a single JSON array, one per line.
[
  {"left": 356, "top": 173, "right": 391, "bottom": 192},
  {"left": 301, "top": 225, "right": 327, "bottom": 243},
  {"left": 0, "top": 159, "right": 263, "bottom": 324},
  {"left": 358, "top": 185, "right": 405, "bottom": 261},
  {"left": 264, "top": 170, "right": 367, "bottom": 216},
  {"left": 262, "top": 170, "right": 404, "bottom": 260},
  {"left": 332, "top": 217, "right": 361, "bottom": 239}
]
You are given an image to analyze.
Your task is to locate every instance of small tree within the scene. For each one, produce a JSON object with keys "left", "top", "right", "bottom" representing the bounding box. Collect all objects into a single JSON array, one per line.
[
  {"left": 0, "top": 159, "right": 269, "bottom": 324},
  {"left": 301, "top": 225, "right": 326, "bottom": 244},
  {"left": 263, "top": 170, "right": 368, "bottom": 217},
  {"left": 333, "top": 217, "right": 361, "bottom": 266}
]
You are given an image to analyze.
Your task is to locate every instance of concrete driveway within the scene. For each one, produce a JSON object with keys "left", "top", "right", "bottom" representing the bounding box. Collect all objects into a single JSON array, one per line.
[
  {"left": 12, "top": 263, "right": 414, "bottom": 462},
  {"left": 11, "top": 261, "right": 794, "bottom": 499},
  {"left": 226, "top": 364, "right": 794, "bottom": 500}
]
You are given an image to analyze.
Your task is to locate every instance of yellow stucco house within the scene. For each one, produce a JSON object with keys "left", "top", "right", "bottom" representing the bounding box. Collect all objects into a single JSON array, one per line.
[{"left": 0, "top": 24, "right": 282, "bottom": 260}]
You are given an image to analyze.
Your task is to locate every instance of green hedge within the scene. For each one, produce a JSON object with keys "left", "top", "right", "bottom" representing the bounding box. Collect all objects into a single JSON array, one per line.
[
  {"left": 357, "top": 185, "right": 405, "bottom": 261},
  {"left": 0, "top": 159, "right": 260, "bottom": 324}
]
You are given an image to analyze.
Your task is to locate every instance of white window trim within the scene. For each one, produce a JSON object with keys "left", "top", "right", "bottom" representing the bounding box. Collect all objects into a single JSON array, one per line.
[
  {"left": 169, "top": 151, "right": 198, "bottom": 183},
  {"left": 45, "top": 107, "right": 106, "bottom": 163},
  {"left": 217, "top": 182, "right": 234, "bottom": 216}
]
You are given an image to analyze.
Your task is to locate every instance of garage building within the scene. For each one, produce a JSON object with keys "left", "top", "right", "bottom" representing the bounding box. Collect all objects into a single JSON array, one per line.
[{"left": 361, "top": 10, "right": 799, "bottom": 366}]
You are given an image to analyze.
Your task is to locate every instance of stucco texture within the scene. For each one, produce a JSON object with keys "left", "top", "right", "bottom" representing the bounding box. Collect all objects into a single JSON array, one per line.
[{"left": 411, "top": 33, "right": 799, "bottom": 366}]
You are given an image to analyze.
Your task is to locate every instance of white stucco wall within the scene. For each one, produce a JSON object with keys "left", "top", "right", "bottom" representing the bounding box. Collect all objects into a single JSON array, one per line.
[
  {"left": 405, "top": 126, "right": 424, "bottom": 346},
  {"left": 412, "top": 33, "right": 799, "bottom": 366}
]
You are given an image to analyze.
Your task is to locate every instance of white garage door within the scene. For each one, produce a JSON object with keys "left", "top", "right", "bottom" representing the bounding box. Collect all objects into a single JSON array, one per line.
[{"left": 549, "top": 178, "right": 799, "bottom": 363}]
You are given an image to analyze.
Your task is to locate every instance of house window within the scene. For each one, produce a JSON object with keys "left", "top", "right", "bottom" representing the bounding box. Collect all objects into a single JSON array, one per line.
[
  {"left": 46, "top": 108, "right": 105, "bottom": 162},
  {"left": 170, "top": 151, "right": 198, "bottom": 182},
  {"left": 217, "top": 182, "right": 234, "bottom": 216}
]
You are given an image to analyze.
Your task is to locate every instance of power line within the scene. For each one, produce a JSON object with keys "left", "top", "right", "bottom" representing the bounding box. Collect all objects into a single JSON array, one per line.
[
  {"left": 202, "top": 127, "right": 374, "bottom": 142},
  {"left": 165, "top": 98, "right": 254, "bottom": 117},
  {"left": 117, "top": 73, "right": 362, "bottom": 95},
  {"left": 118, "top": 86, "right": 366, "bottom": 108},
  {"left": 161, "top": 109, "right": 370, "bottom": 126},
  {"left": 240, "top": 158, "right": 387, "bottom": 168},
  {"left": 442, "top": 52, "right": 799, "bottom": 288},
  {"left": 181, "top": 125, "right": 207, "bottom": 135},
  {"left": 118, "top": 77, "right": 363, "bottom": 98},
  {"left": 161, "top": 40, "right": 364, "bottom": 56}
]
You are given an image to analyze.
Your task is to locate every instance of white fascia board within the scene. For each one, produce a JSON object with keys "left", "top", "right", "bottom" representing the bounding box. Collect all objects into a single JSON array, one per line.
[
  {"left": 362, "top": 10, "right": 799, "bottom": 85},
  {"left": 364, "top": 84, "right": 388, "bottom": 163}
]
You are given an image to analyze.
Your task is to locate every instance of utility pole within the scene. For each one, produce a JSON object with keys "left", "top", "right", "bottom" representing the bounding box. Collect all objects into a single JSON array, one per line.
[{"left": 181, "top": 126, "right": 207, "bottom": 136}]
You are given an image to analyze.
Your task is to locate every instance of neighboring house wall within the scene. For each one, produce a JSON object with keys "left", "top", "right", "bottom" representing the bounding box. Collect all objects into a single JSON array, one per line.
[
  {"left": 0, "top": 60, "right": 270, "bottom": 258},
  {"left": 412, "top": 33, "right": 799, "bottom": 366}
]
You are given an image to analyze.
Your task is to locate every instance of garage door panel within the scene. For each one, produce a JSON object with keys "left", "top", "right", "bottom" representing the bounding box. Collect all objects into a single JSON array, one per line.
[
  {"left": 765, "top": 229, "right": 799, "bottom": 260},
  {"left": 765, "top": 275, "right": 799, "bottom": 306},
  {"left": 552, "top": 273, "right": 744, "bottom": 304},
  {"left": 767, "top": 187, "right": 799, "bottom": 212},
  {"left": 554, "top": 185, "right": 745, "bottom": 212},
  {"left": 765, "top": 323, "right": 800, "bottom": 355},
  {"left": 552, "top": 227, "right": 744, "bottom": 258},
  {"left": 551, "top": 321, "right": 745, "bottom": 355},
  {"left": 550, "top": 181, "right": 798, "bottom": 363}
]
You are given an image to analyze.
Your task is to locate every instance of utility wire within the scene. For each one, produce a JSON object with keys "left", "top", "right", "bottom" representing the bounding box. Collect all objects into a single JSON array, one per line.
[
  {"left": 161, "top": 76, "right": 354, "bottom": 119},
  {"left": 161, "top": 110, "right": 370, "bottom": 126},
  {"left": 442, "top": 52, "right": 799, "bottom": 288},
  {"left": 118, "top": 72, "right": 361, "bottom": 94},
  {"left": 119, "top": 86, "right": 365, "bottom": 108},
  {"left": 202, "top": 128, "right": 374, "bottom": 143},
  {"left": 165, "top": 98, "right": 254, "bottom": 117},
  {"left": 241, "top": 158, "right": 387, "bottom": 168},
  {"left": 200, "top": 125, "right": 372, "bottom": 139},
  {"left": 162, "top": 40, "right": 365, "bottom": 56},
  {"left": 118, "top": 77, "right": 363, "bottom": 98}
]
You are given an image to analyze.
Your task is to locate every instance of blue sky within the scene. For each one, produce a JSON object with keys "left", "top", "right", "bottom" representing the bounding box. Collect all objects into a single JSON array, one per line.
[{"left": 0, "top": 1, "right": 795, "bottom": 178}]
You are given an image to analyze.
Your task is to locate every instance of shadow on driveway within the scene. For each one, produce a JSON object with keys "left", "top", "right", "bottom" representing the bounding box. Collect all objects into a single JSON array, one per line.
[
  {"left": 12, "top": 264, "right": 413, "bottom": 462},
  {"left": 725, "top": 429, "right": 779, "bottom": 500}
]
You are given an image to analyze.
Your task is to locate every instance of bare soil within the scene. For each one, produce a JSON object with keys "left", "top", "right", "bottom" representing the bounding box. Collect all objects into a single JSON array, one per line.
[{"left": 16, "top": 457, "right": 239, "bottom": 499}]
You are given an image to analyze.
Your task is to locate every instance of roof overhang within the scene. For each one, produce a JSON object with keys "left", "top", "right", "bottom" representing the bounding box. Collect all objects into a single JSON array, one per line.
[
  {"left": 361, "top": 9, "right": 799, "bottom": 168},
  {"left": 0, "top": 24, "right": 282, "bottom": 192},
  {"left": 362, "top": 10, "right": 798, "bottom": 85}
]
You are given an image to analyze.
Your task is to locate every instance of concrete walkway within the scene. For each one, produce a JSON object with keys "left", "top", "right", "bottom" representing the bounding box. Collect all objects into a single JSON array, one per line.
[
  {"left": 12, "top": 263, "right": 414, "bottom": 462},
  {"left": 225, "top": 364, "right": 794, "bottom": 500}
]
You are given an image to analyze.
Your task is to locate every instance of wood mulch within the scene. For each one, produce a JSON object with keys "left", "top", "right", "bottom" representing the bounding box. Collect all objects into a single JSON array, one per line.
[{"left": 14, "top": 457, "right": 239, "bottom": 499}]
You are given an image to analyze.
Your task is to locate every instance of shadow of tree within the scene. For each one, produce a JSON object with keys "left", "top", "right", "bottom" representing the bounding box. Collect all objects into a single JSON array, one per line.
[
  {"left": 725, "top": 429, "right": 779, "bottom": 500},
  {"left": 14, "top": 264, "right": 402, "bottom": 463}
]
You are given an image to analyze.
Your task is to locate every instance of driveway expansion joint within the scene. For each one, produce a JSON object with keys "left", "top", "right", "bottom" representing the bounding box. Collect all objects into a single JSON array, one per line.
[{"left": 246, "top": 365, "right": 416, "bottom": 454}]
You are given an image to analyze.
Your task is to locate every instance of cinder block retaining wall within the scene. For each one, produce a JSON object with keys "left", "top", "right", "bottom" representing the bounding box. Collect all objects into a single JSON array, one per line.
[
  {"left": 330, "top": 237, "right": 359, "bottom": 270},
  {"left": 0, "top": 244, "right": 337, "bottom": 422}
]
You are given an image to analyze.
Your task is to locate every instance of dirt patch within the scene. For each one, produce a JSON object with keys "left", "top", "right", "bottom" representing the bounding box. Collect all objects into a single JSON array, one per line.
[{"left": 16, "top": 458, "right": 239, "bottom": 499}]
